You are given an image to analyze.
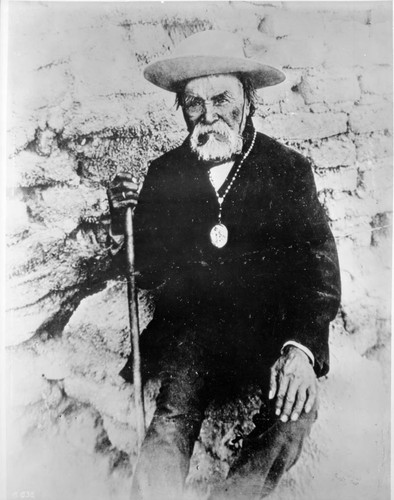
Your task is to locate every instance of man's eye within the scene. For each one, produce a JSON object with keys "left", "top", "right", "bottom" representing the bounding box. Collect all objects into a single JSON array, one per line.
[
  {"left": 185, "top": 98, "right": 203, "bottom": 109},
  {"left": 213, "top": 95, "right": 229, "bottom": 105}
]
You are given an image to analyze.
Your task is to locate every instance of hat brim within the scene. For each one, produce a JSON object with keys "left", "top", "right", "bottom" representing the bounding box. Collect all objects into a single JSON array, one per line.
[{"left": 144, "top": 55, "right": 285, "bottom": 92}]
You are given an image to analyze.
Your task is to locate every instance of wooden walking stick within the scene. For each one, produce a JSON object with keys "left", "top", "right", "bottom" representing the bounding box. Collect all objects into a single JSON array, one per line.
[{"left": 125, "top": 205, "right": 146, "bottom": 448}]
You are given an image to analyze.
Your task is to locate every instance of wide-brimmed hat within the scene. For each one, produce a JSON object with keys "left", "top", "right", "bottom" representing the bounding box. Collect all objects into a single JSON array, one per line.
[{"left": 144, "top": 30, "right": 285, "bottom": 92}]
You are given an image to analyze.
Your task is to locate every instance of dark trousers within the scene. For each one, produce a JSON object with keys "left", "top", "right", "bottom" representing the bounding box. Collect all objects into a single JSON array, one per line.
[{"left": 130, "top": 322, "right": 317, "bottom": 500}]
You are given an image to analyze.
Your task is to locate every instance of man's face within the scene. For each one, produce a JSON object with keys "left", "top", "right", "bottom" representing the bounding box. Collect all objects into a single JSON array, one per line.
[{"left": 182, "top": 74, "right": 249, "bottom": 163}]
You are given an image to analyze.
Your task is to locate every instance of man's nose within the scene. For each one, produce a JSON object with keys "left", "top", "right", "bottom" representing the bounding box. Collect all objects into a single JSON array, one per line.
[{"left": 202, "top": 102, "right": 218, "bottom": 124}]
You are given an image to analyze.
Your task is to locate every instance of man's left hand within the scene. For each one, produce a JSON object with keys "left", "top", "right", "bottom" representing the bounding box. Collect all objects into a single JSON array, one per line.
[{"left": 269, "top": 346, "right": 317, "bottom": 423}]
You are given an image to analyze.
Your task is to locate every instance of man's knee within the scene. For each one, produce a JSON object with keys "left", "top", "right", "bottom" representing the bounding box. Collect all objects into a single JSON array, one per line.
[
  {"left": 143, "top": 413, "right": 202, "bottom": 458},
  {"left": 131, "top": 413, "right": 203, "bottom": 500}
]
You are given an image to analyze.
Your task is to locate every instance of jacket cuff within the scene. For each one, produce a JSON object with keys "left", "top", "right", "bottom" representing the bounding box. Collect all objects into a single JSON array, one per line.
[{"left": 281, "top": 341, "right": 315, "bottom": 366}]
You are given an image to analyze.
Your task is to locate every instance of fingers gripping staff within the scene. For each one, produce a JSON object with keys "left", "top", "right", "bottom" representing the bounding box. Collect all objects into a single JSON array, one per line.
[{"left": 107, "top": 173, "right": 139, "bottom": 213}]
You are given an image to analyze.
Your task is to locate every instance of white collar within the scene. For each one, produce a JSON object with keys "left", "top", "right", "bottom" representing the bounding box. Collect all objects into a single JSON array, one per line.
[{"left": 208, "top": 161, "right": 234, "bottom": 191}]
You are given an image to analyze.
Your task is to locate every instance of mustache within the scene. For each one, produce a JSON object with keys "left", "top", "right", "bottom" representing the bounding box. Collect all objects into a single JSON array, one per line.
[
  {"left": 191, "top": 121, "right": 242, "bottom": 146},
  {"left": 189, "top": 119, "right": 244, "bottom": 163}
]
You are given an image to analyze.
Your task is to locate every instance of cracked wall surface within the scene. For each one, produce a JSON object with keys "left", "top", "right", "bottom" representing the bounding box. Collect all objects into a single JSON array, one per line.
[{"left": 5, "top": 2, "right": 392, "bottom": 500}]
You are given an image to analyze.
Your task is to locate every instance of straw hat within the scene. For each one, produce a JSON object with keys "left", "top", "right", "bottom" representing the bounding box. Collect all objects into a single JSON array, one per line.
[{"left": 144, "top": 30, "right": 285, "bottom": 92}]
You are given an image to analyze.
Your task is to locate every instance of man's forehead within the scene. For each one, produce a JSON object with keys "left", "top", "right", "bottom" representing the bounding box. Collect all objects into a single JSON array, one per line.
[{"left": 184, "top": 74, "right": 243, "bottom": 96}]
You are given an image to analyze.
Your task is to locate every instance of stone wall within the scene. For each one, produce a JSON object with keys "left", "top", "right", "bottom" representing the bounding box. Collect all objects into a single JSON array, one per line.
[{"left": 6, "top": 2, "right": 392, "bottom": 500}]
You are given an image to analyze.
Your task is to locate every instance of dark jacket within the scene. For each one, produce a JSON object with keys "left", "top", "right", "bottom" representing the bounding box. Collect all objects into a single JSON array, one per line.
[{"left": 124, "top": 120, "right": 341, "bottom": 378}]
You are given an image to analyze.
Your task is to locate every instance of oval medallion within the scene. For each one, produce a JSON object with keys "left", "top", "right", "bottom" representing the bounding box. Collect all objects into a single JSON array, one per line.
[{"left": 210, "top": 223, "right": 228, "bottom": 248}]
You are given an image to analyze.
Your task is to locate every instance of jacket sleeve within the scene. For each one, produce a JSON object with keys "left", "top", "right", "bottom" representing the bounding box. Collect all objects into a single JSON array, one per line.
[
  {"left": 106, "top": 159, "right": 170, "bottom": 290},
  {"left": 132, "top": 159, "right": 172, "bottom": 290},
  {"left": 279, "top": 153, "right": 341, "bottom": 377}
]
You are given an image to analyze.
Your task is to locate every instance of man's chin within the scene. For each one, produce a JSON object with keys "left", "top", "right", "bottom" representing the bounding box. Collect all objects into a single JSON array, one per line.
[{"left": 195, "top": 148, "right": 233, "bottom": 163}]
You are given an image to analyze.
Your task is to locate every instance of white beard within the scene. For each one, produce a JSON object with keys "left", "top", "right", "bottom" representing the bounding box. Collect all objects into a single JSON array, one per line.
[{"left": 189, "top": 121, "right": 243, "bottom": 163}]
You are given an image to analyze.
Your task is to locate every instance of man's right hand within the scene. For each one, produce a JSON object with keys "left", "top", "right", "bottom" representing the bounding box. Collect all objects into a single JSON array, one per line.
[{"left": 107, "top": 173, "right": 140, "bottom": 233}]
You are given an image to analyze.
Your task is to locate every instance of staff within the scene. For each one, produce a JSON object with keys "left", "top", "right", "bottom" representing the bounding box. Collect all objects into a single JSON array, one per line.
[{"left": 124, "top": 205, "right": 146, "bottom": 448}]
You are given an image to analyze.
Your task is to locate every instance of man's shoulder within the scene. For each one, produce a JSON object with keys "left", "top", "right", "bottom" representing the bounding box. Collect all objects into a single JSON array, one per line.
[
  {"left": 254, "top": 131, "right": 310, "bottom": 170},
  {"left": 148, "top": 142, "right": 189, "bottom": 172},
  {"left": 142, "top": 142, "right": 191, "bottom": 193}
]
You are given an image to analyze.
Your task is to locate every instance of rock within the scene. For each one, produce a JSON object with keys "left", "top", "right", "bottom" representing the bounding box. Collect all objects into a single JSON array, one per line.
[
  {"left": 12, "top": 150, "right": 80, "bottom": 188},
  {"left": 58, "top": 405, "right": 105, "bottom": 453},
  {"left": 101, "top": 414, "right": 137, "bottom": 456},
  {"left": 308, "top": 137, "right": 357, "bottom": 169},
  {"left": 69, "top": 26, "right": 143, "bottom": 101},
  {"left": 25, "top": 184, "right": 107, "bottom": 232},
  {"left": 298, "top": 68, "right": 361, "bottom": 105},
  {"left": 7, "top": 122, "right": 37, "bottom": 155},
  {"left": 63, "top": 376, "right": 133, "bottom": 424},
  {"left": 35, "top": 127, "right": 57, "bottom": 156},
  {"left": 6, "top": 224, "right": 110, "bottom": 345},
  {"left": 360, "top": 65, "right": 393, "bottom": 95},
  {"left": 6, "top": 347, "right": 50, "bottom": 407},
  {"left": 324, "top": 20, "right": 391, "bottom": 67},
  {"left": 64, "top": 280, "right": 154, "bottom": 356},
  {"left": 6, "top": 199, "right": 29, "bottom": 236},
  {"left": 6, "top": 428, "right": 125, "bottom": 500},
  {"left": 314, "top": 166, "right": 358, "bottom": 193},
  {"left": 358, "top": 158, "right": 392, "bottom": 207},
  {"left": 355, "top": 132, "right": 393, "bottom": 162},
  {"left": 258, "top": 112, "right": 348, "bottom": 140},
  {"left": 349, "top": 104, "right": 392, "bottom": 134},
  {"left": 258, "top": 35, "right": 327, "bottom": 69}
]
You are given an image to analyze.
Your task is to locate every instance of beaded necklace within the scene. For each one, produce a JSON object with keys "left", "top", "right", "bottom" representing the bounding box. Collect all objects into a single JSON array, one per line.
[{"left": 208, "top": 129, "right": 257, "bottom": 248}]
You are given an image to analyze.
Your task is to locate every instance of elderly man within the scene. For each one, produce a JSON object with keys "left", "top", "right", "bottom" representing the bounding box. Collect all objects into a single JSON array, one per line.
[{"left": 107, "top": 31, "right": 341, "bottom": 499}]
